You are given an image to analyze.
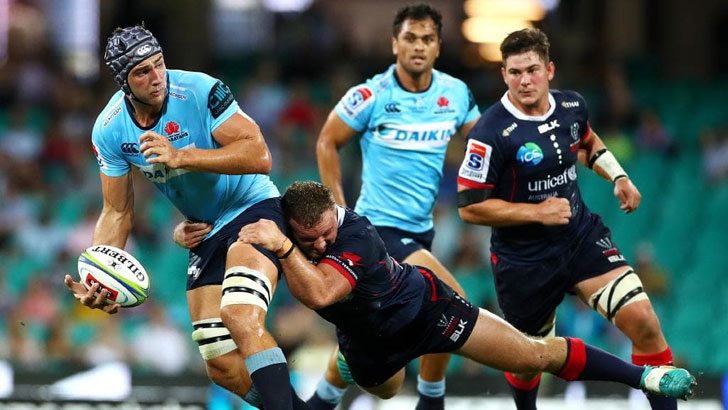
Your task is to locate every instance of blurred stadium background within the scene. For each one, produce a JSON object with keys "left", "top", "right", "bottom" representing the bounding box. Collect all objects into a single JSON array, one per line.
[{"left": 0, "top": 0, "right": 727, "bottom": 408}]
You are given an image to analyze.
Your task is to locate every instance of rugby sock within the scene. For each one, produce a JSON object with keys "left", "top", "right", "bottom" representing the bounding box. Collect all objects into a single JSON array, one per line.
[
  {"left": 306, "top": 377, "right": 346, "bottom": 410},
  {"left": 245, "top": 347, "right": 295, "bottom": 410},
  {"left": 415, "top": 375, "right": 445, "bottom": 410},
  {"left": 505, "top": 372, "right": 540, "bottom": 410},
  {"left": 633, "top": 347, "right": 677, "bottom": 410},
  {"left": 555, "top": 337, "right": 643, "bottom": 388}
]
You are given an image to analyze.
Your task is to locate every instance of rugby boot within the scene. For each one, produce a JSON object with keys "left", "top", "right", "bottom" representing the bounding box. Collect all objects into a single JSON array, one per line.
[{"left": 639, "top": 365, "right": 696, "bottom": 400}]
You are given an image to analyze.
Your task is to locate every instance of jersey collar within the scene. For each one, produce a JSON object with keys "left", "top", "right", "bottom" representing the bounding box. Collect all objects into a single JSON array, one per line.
[
  {"left": 500, "top": 91, "right": 556, "bottom": 121},
  {"left": 335, "top": 205, "right": 345, "bottom": 227},
  {"left": 391, "top": 64, "right": 434, "bottom": 94}
]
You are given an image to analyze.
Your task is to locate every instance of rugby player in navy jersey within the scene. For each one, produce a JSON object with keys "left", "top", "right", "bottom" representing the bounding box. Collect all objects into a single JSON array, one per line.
[
  {"left": 456, "top": 28, "right": 677, "bottom": 410},
  {"left": 239, "top": 181, "right": 695, "bottom": 405},
  {"left": 63, "top": 25, "right": 306, "bottom": 410},
  {"left": 313, "top": 4, "right": 479, "bottom": 408}
]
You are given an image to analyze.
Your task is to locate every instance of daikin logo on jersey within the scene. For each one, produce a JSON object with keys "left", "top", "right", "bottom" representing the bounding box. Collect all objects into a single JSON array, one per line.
[
  {"left": 527, "top": 165, "right": 577, "bottom": 192},
  {"left": 373, "top": 121, "right": 456, "bottom": 149}
]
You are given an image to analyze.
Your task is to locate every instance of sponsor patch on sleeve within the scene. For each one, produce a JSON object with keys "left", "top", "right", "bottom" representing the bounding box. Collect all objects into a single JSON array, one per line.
[
  {"left": 458, "top": 139, "right": 492, "bottom": 185},
  {"left": 338, "top": 86, "right": 375, "bottom": 119},
  {"left": 91, "top": 141, "right": 107, "bottom": 170},
  {"left": 208, "top": 81, "right": 235, "bottom": 119}
]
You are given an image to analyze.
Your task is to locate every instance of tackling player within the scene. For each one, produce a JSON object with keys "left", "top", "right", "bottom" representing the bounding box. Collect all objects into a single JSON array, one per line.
[
  {"left": 63, "top": 25, "right": 304, "bottom": 410},
  {"left": 456, "top": 28, "right": 676, "bottom": 410},
  {"left": 315, "top": 4, "right": 479, "bottom": 408},
  {"left": 239, "top": 181, "right": 695, "bottom": 405}
]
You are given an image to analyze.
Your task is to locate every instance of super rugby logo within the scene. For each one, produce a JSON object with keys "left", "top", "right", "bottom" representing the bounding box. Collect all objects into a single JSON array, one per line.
[
  {"left": 163, "top": 121, "right": 189, "bottom": 142},
  {"left": 91, "top": 142, "right": 106, "bottom": 169},
  {"left": 339, "top": 86, "right": 374, "bottom": 119},
  {"left": 517, "top": 142, "right": 543, "bottom": 167},
  {"left": 458, "top": 139, "right": 492, "bottom": 184}
]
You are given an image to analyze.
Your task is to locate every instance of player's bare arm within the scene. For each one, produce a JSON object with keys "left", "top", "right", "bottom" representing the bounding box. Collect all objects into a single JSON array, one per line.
[
  {"left": 139, "top": 112, "right": 272, "bottom": 175},
  {"left": 316, "top": 109, "right": 358, "bottom": 206},
  {"left": 238, "top": 219, "right": 352, "bottom": 309},
  {"left": 458, "top": 118, "right": 479, "bottom": 137},
  {"left": 580, "top": 128, "right": 641, "bottom": 213},
  {"left": 63, "top": 171, "right": 133, "bottom": 314},
  {"left": 457, "top": 192, "right": 571, "bottom": 227}
]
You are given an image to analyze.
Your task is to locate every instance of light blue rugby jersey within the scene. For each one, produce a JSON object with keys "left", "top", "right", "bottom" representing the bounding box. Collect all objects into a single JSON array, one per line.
[
  {"left": 335, "top": 65, "right": 480, "bottom": 233},
  {"left": 91, "top": 69, "right": 279, "bottom": 237}
]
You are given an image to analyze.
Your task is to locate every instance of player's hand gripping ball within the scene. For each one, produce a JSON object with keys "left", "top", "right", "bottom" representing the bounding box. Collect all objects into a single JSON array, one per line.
[{"left": 77, "top": 245, "right": 151, "bottom": 307}]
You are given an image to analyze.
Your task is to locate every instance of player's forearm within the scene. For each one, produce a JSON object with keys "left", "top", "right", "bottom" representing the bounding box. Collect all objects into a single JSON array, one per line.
[
  {"left": 281, "top": 251, "right": 338, "bottom": 310},
  {"left": 579, "top": 130, "right": 624, "bottom": 183},
  {"left": 459, "top": 198, "right": 541, "bottom": 227},
  {"left": 316, "top": 138, "right": 347, "bottom": 206},
  {"left": 92, "top": 208, "right": 133, "bottom": 248},
  {"left": 179, "top": 139, "right": 272, "bottom": 175}
]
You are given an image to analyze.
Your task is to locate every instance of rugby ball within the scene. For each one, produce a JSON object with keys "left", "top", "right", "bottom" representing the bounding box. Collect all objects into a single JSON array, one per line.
[{"left": 77, "top": 245, "right": 150, "bottom": 307}]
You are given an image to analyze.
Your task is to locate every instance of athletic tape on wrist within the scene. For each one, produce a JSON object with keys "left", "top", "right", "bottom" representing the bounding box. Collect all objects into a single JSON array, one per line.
[{"left": 592, "top": 150, "right": 628, "bottom": 183}]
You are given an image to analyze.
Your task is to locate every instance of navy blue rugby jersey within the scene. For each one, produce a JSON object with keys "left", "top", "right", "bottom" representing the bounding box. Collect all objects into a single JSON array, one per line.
[
  {"left": 457, "top": 90, "right": 594, "bottom": 261},
  {"left": 315, "top": 206, "right": 426, "bottom": 339}
]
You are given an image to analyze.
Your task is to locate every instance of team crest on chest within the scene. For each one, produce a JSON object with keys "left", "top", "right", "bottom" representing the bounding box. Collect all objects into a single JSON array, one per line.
[{"left": 163, "top": 121, "right": 189, "bottom": 142}]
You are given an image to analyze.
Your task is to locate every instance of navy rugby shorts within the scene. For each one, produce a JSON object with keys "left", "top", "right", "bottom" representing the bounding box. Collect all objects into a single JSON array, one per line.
[
  {"left": 337, "top": 267, "right": 479, "bottom": 387},
  {"left": 492, "top": 213, "right": 630, "bottom": 335},
  {"left": 375, "top": 226, "right": 434, "bottom": 262},
  {"left": 186, "top": 197, "right": 286, "bottom": 290}
]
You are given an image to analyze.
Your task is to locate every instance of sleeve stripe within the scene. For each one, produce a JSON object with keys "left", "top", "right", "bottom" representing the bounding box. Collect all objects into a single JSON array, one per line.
[
  {"left": 580, "top": 122, "right": 592, "bottom": 141},
  {"left": 457, "top": 176, "right": 494, "bottom": 189},
  {"left": 319, "top": 259, "right": 357, "bottom": 289}
]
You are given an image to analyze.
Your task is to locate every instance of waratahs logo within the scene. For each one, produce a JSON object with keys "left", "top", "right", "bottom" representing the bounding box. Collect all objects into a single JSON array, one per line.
[
  {"left": 163, "top": 121, "right": 188, "bottom": 142},
  {"left": 516, "top": 142, "right": 543, "bottom": 167}
]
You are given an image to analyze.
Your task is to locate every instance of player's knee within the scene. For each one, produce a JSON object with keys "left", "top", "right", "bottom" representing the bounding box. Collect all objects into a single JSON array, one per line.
[
  {"left": 617, "top": 302, "right": 664, "bottom": 346},
  {"left": 219, "top": 265, "right": 272, "bottom": 334},
  {"left": 589, "top": 269, "right": 649, "bottom": 324}
]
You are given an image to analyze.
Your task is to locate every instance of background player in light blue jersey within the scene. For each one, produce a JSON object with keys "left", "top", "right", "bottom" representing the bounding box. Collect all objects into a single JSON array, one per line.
[
  {"left": 311, "top": 4, "right": 480, "bottom": 410},
  {"left": 63, "top": 25, "right": 306, "bottom": 410}
]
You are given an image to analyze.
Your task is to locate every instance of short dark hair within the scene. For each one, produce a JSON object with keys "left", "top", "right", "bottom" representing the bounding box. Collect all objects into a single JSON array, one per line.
[
  {"left": 500, "top": 28, "right": 550, "bottom": 65},
  {"left": 281, "top": 181, "right": 336, "bottom": 228},
  {"left": 393, "top": 3, "right": 442, "bottom": 39}
]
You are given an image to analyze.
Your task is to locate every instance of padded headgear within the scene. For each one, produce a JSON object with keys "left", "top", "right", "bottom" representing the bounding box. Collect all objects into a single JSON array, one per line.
[{"left": 104, "top": 25, "right": 163, "bottom": 97}]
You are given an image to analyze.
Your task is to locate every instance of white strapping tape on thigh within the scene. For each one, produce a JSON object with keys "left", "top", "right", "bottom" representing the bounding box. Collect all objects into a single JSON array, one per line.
[
  {"left": 191, "top": 318, "right": 238, "bottom": 360},
  {"left": 221, "top": 266, "right": 273, "bottom": 311},
  {"left": 589, "top": 270, "right": 649, "bottom": 324}
]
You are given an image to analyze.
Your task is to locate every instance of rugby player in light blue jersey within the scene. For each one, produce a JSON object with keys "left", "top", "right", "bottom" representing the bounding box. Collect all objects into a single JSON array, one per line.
[
  {"left": 63, "top": 25, "right": 305, "bottom": 410},
  {"left": 312, "top": 4, "right": 480, "bottom": 410}
]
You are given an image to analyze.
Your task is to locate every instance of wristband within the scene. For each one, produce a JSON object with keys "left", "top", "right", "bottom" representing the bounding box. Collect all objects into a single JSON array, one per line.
[{"left": 276, "top": 239, "right": 295, "bottom": 260}]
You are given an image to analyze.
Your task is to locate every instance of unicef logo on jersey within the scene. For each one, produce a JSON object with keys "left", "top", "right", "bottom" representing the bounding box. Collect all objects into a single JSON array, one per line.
[{"left": 516, "top": 142, "right": 543, "bottom": 167}]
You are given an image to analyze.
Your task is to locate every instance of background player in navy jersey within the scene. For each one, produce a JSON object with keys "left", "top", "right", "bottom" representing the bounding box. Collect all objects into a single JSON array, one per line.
[
  {"left": 313, "top": 4, "right": 480, "bottom": 408},
  {"left": 456, "top": 28, "right": 676, "bottom": 410},
  {"left": 239, "top": 181, "right": 695, "bottom": 405},
  {"left": 63, "top": 25, "right": 305, "bottom": 410}
]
